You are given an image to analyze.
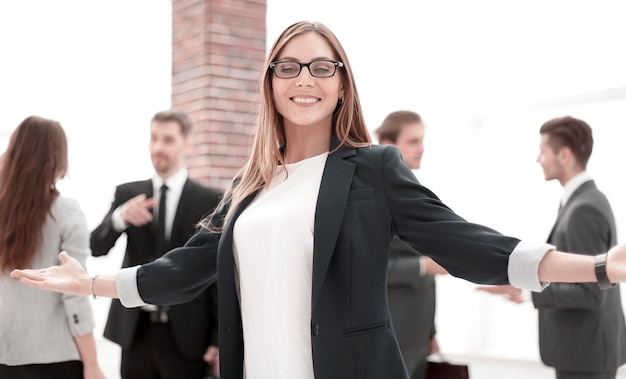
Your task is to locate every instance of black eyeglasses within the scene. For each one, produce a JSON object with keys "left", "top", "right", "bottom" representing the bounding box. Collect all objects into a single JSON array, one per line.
[{"left": 269, "top": 59, "right": 344, "bottom": 79}]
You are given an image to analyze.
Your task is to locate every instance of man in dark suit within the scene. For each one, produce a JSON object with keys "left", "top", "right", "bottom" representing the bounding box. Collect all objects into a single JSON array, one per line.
[
  {"left": 480, "top": 116, "right": 626, "bottom": 379},
  {"left": 90, "top": 110, "right": 222, "bottom": 379},
  {"left": 376, "top": 111, "right": 447, "bottom": 379}
]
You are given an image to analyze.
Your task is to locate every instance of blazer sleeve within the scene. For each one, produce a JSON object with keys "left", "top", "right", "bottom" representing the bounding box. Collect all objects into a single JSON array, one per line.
[
  {"left": 59, "top": 199, "right": 96, "bottom": 336},
  {"left": 532, "top": 204, "right": 610, "bottom": 309},
  {"left": 90, "top": 185, "right": 125, "bottom": 257},
  {"left": 126, "top": 181, "right": 230, "bottom": 309},
  {"left": 136, "top": 217, "right": 221, "bottom": 306},
  {"left": 381, "top": 146, "right": 520, "bottom": 285}
]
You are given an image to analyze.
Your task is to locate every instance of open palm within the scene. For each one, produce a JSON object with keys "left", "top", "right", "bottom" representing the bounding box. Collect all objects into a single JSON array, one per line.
[{"left": 10, "top": 251, "right": 89, "bottom": 296}]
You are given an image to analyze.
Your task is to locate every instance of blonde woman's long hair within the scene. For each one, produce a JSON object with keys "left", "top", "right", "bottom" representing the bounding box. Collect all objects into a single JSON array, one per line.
[{"left": 206, "top": 21, "right": 371, "bottom": 230}]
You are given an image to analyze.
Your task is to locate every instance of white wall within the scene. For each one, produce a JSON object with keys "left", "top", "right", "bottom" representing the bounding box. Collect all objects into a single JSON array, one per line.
[{"left": 2, "top": 0, "right": 626, "bottom": 365}]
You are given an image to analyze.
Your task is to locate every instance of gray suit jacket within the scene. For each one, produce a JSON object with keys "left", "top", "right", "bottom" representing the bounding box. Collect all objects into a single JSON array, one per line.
[
  {"left": 387, "top": 237, "right": 436, "bottom": 379},
  {"left": 532, "top": 180, "right": 626, "bottom": 372}
]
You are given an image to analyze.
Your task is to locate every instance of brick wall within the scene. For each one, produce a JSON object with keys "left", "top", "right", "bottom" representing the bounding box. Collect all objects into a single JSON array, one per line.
[{"left": 171, "top": 0, "right": 267, "bottom": 190}]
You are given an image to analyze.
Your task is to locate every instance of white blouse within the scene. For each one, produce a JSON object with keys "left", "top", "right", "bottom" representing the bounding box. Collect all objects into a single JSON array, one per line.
[{"left": 232, "top": 152, "right": 328, "bottom": 379}]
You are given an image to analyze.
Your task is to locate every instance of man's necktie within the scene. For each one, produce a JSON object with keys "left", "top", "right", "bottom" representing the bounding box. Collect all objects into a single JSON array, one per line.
[
  {"left": 155, "top": 184, "right": 170, "bottom": 320},
  {"left": 156, "top": 184, "right": 168, "bottom": 254}
]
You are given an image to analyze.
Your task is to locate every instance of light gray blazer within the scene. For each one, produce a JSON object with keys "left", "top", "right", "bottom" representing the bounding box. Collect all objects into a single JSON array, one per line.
[
  {"left": 0, "top": 196, "right": 95, "bottom": 365},
  {"left": 532, "top": 180, "right": 626, "bottom": 372}
]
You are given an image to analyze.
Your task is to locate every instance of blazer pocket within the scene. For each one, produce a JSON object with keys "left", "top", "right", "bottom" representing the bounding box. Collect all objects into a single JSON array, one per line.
[
  {"left": 343, "top": 321, "right": 389, "bottom": 337},
  {"left": 348, "top": 187, "right": 374, "bottom": 202}
]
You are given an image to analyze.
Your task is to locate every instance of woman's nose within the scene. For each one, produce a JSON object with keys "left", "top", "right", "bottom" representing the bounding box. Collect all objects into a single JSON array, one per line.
[{"left": 295, "top": 67, "right": 315, "bottom": 87}]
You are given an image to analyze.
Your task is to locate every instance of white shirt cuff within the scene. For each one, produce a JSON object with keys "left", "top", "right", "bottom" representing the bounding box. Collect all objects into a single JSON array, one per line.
[
  {"left": 112, "top": 207, "right": 128, "bottom": 232},
  {"left": 508, "top": 240, "right": 554, "bottom": 292},
  {"left": 116, "top": 266, "right": 147, "bottom": 308}
]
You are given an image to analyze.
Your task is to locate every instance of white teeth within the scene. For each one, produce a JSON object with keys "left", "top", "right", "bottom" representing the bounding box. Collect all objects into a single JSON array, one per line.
[{"left": 292, "top": 97, "right": 318, "bottom": 104}]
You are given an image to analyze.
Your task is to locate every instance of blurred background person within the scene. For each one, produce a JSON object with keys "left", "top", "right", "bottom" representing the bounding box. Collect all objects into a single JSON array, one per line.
[
  {"left": 479, "top": 116, "right": 626, "bottom": 379},
  {"left": 90, "top": 110, "right": 221, "bottom": 379},
  {"left": 376, "top": 110, "right": 447, "bottom": 379},
  {"left": 0, "top": 116, "right": 105, "bottom": 379}
]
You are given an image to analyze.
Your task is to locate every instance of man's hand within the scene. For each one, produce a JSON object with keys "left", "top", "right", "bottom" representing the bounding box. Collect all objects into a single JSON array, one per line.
[
  {"left": 428, "top": 337, "right": 440, "bottom": 355},
  {"left": 475, "top": 284, "right": 524, "bottom": 304},
  {"left": 423, "top": 257, "right": 448, "bottom": 275},
  {"left": 204, "top": 345, "right": 219, "bottom": 378},
  {"left": 120, "top": 194, "right": 156, "bottom": 227}
]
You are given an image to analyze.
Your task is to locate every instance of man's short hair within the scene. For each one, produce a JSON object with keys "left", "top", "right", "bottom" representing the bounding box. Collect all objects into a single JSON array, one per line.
[{"left": 375, "top": 111, "right": 422, "bottom": 143}]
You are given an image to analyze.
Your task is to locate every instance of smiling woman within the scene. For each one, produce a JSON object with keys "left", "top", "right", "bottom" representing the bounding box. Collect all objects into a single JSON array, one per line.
[
  {"left": 268, "top": 31, "right": 354, "bottom": 166},
  {"left": 10, "top": 20, "right": 626, "bottom": 379},
  {"left": 4, "top": 1, "right": 626, "bottom": 377}
]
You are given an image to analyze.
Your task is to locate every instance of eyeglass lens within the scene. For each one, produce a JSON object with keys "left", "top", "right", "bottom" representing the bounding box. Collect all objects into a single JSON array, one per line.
[{"left": 272, "top": 60, "right": 339, "bottom": 78}]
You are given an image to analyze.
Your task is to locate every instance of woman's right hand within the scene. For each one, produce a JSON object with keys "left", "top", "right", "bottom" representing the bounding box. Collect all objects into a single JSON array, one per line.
[{"left": 10, "top": 251, "right": 90, "bottom": 296}]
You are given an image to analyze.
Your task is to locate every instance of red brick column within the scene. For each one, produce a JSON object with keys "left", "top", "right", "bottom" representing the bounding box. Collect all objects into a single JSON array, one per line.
[{"left": 171, "top": 0, "right": 267, "bottom": 190}]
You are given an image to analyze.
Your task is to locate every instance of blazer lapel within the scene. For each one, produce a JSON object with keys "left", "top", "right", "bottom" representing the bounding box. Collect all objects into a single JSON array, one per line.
[
  {"left": 216, "top": 138, "right": 358, "bottom": 311},
  {"left": 311, "top": 138, "right": 356, "bottom": 310},
  {"left": 547, "top": 203, "right": 563, "bottom": 243}
]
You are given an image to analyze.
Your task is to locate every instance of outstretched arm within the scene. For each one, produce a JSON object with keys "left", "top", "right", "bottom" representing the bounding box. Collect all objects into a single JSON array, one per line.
[
  {"left": 538, "top": 249, "right": 597, "bottom": 283},
  {"left": 10, "top": 251, "right": 118, "bottom": 298},
  {"left": 12, "top": 225, "right": 220, "bottom": 304},
  {"left": 522, "top": 242, "right": 625, "bottom": 287},
  {"left": 12, "top": 239, "right": 626, "bottom": 297},
  {"left": 479, "top": 246, "right": 622, "bottom": 303}
]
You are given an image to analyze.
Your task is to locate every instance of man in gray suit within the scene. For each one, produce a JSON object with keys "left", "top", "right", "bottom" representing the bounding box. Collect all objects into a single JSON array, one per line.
[
  {"left": 376, "top": 111, "right": 447, "bottom": 379},
  {"left": 480, "top": 116, "right": 626, "bottom": 379}
]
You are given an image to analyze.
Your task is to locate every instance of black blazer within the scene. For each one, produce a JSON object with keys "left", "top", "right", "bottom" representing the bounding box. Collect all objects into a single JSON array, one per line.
[
  {"left": 532, "top": 180, "right": 626, "bottom": 372},
  {"left": 90, "top": 178, "right": 221, "bottom": 359},
  {"left": 135, "top": 138, "right": 521, "bottom": 379}
]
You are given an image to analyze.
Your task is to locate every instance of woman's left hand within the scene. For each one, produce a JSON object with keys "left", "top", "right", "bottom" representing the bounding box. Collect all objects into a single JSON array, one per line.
[{"left": 607, "top": 243, "right": 626, "bottom": 283}]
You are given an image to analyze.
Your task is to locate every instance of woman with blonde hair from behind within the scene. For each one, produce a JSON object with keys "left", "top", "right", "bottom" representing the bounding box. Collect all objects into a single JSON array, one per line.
[{"left": 0, "top": 116, "right": 105, "bottom": 379}]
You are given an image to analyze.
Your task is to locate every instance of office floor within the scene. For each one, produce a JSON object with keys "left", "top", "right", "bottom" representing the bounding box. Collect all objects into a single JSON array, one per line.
[{"left": 96, "top": 338, "right": 626, "bottom": 379}]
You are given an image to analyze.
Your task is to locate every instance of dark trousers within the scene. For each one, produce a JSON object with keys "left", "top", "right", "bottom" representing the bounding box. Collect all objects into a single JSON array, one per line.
[
  {"left": 556, "top": 369, "right": 617, "bottom": 379},
  {"left": 120, "top": 311, "right": 207, "bottom": 379},
  {"left": 0, "top": 361, "right": 83, "bottom": 379}
]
